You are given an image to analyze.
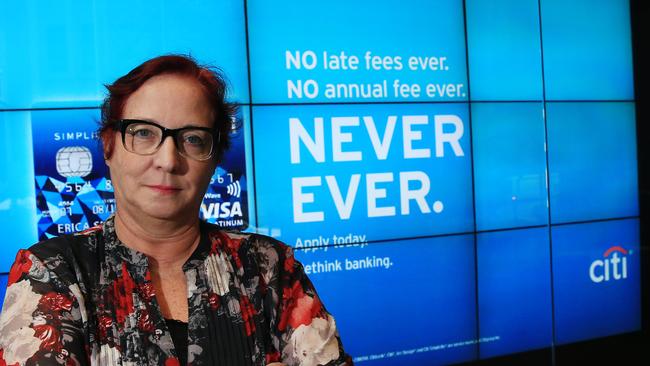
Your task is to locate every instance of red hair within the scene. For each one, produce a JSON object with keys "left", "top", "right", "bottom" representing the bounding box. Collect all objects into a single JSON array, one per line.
[{"left": 99, "top": 54, "right": 236, "bottom": 161}]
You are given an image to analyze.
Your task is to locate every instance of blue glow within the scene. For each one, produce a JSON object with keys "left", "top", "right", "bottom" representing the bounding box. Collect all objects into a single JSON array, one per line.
[
  {"left": 472, "top": 103, "right": 548, "bottom": 230},
  {"left": 0, "top": 274, "right": 7, "bottom": 312},
  {"left": 477, "top": 227, "right": 553, "bottom": 357},
  {"left": 0, "top": 112, "right": 38, "bottom": 272},
  {"left": 540, "top": 0, "right": 634, "bottom": 100},
  {"left": 466, "top": 0, "right": 543, "bottom": 101},
  {"left": 0, "top": 1, "right": 249, "bottom": 108},
  {"left": 547, "top": 102, "right": 638, "bottom": 223}
]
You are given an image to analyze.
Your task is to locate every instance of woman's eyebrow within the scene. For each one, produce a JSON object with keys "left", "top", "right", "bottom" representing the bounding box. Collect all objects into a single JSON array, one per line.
[{"left": 126, "top": 118, "right": 208, "bottom": 129}]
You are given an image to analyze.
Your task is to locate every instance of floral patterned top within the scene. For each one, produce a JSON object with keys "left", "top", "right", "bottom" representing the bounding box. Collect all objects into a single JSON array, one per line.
[{"left": 0, "top": 216, "right": 351, "bottom": 365}]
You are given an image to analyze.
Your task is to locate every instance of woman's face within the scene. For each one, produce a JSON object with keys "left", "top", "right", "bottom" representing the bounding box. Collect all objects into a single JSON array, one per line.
[{"left": 105, "top": 73, "right": 217, "bottom": 222}]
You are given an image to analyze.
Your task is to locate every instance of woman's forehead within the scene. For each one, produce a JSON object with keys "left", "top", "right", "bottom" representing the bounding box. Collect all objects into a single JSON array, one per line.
[{"left": 122, "top": 74, "right": 214, "bottom": 128}]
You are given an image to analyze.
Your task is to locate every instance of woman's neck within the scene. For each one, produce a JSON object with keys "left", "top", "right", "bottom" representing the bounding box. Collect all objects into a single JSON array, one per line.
[{"left": 113, "top": 210, "right": 201, "bottom": 269}]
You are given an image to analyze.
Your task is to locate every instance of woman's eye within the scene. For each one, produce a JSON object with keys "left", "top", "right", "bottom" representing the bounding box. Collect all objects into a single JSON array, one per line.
[
  {"left": 130, "top": 127, "right": 156, "bottom": 139},
  {"left": 185, "top": 135, "right": 205, "bottom": 145}
]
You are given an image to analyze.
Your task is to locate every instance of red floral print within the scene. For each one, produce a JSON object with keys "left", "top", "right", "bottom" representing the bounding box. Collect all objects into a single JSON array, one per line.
[
  {"left": 225, "top": 233, "right": 245, "bottom": 269},
  {"left": 98, "top": 315, "right": 114, "bottom": 340},
  {"left": 114, "top": 262, "right": 136, "bottom": 327},
  {"left": 283, "top": 247, "right": 295, "bottom": 273},
  {"left": 278, "top": 281, "right": 324, "bottom": 331},
  {"left": 239, "top": 295, "right": 256, "bottom": 336},
  {"left": 265, "top": 350, "right": 281, "bottom": 364},
  {"left": 7, "top": 250, "right": 33, "bottom": 286},
  {"left": 137, "top": 309, "right": 155, "bottom": 333},
  {"left": 33, "top": 324, "right": 62, "bottom": 352},
  {"left": 208, "top": 292, "right": 220, "bottom": 310},
  {"left": 139, "top": 281, "right": 156, "bottom": 302},
  {"left": 164, "top": 357, "right": 180, "bottom": 366},
  {"left": 38, "top": 292, "right": 73, "bottom": 312}
]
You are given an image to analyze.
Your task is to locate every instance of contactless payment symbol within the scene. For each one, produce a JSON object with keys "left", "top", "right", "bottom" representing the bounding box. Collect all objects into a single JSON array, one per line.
[{"left": 226, "top": 180, "right": 242, "bottom": 198}]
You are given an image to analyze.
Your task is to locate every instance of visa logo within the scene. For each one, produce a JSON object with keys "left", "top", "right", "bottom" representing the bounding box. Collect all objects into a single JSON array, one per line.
[
  {"left": 589, "top": 246, "right": 629, "bottom": 283},
  {"left": 200, "top": 201, "right": 243, "bottom": 220}
]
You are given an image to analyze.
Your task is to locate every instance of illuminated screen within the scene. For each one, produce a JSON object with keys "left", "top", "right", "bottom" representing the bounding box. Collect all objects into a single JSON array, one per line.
[{"left": 0, "top": 0, "right": 640, "bottom": 364}]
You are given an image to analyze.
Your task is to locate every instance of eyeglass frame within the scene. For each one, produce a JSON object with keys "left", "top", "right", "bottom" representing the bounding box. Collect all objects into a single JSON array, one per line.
[{"left": 115, "top": 119, "right": 220, "bottom": 161}]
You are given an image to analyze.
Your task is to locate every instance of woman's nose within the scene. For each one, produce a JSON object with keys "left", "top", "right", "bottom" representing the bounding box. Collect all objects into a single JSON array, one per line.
[{"left": 153, "top": 136, "right": 182, "bottom": 172}]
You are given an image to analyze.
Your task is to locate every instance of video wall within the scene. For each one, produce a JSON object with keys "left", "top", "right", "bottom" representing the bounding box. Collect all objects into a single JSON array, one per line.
[{"left": 0, "top": 0, "right": 640, "bottom": 364}]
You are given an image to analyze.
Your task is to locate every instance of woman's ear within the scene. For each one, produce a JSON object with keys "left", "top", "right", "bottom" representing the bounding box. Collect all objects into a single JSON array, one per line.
[{"left": 101, "top": 130, "right": 116, "bottom": 163}]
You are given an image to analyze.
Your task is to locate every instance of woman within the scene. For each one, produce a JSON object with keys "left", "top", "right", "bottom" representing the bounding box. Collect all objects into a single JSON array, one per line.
[{"left": 0, "top": 55, "right": 351, "bottom": 366}]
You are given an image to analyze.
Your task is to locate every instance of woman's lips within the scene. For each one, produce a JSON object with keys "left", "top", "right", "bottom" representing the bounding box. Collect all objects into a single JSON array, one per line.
[{"left": 146, "top": 185, "right": 182, "bottom": 194}]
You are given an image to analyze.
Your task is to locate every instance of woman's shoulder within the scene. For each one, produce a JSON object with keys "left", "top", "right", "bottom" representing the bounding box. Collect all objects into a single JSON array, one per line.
[
  {"left": 201, "top": 223, "right": 297, "bottom": 276},
  {"left": 22, "top": 225, "right": 105, "bottom": 284},
  {"left": 202, "top": 222, "right": 292, "bottom": 254},
  {"left": 28, "top": 225, "right": 103, "bottom": 259},
  {"left": 231, "top": 231, "right": 292, "bottom": 255}
]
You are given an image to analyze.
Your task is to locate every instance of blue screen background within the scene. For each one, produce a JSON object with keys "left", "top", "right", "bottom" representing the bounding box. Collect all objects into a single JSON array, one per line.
[
  {"left": 477, "top": 227, "right": 553, "bottom": 357},
  {"left": 472, "top": 102, "right": 548, "bottom": 231},
  {"left": 466, "top": 0, "right": 544, "bottom": 101},
  {"left": 0, "top": 0, "right": 640, "bottom": 363},
  {"left": 539, "top": 0, "right": 634, "bottom": 100},
  {"left": 547, "top": 102, "right": 639, "bottom": 223}
]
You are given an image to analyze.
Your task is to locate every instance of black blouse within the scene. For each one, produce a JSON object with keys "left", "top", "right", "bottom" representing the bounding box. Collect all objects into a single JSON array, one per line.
[{"left": 164, "top": 318, "right": 188, "bottom": 366}]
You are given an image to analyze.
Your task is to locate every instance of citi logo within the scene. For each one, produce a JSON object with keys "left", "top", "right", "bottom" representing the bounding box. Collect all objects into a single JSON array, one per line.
[{"left": 589, "top": 246, "right": 629, "bottom": 283}]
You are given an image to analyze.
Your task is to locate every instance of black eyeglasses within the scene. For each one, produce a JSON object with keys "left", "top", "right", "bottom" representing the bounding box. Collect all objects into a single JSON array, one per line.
[{"left": 116, "top": 119, "right": 219, "bottom": 161}]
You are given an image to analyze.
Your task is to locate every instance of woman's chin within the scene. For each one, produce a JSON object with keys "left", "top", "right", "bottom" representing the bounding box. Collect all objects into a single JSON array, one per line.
[{"left": 126, "top": 203, "right": 198, "bottom": 222}]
